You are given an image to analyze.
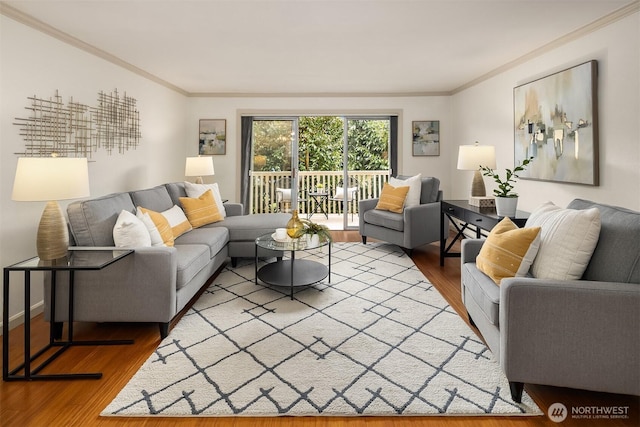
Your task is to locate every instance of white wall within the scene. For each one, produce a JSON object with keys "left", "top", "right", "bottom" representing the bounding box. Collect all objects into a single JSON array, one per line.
[
  {"left": 187, "top": 96, "right": 453, "bottom": 203},
  {"left": 451, "top": 12, "right": 640, "bottom": 212},
  {"left": 0, "top": 15, "right": 188, "bottom": 326}
]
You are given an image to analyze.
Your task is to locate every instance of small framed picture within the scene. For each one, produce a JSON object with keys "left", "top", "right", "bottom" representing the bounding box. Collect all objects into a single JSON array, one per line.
[
  {"left": 412, "top": 120, "right": 440, "bottom": 156},
  {"left": 199, "top": 119, "right": 226, "bottom": 155}
]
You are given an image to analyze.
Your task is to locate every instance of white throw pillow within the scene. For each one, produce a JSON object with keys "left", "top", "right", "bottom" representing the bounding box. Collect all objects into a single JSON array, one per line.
[
  {"left": 333, "top": 186, "right": 357, "bottom": 201},
  {"left": 525, "top": 201, "right": 601, "bottom": 280},
  {"left": 184, "top": 181, "right": 227, "bottom": 217},
  {"left": 162, "top": 205, "right": 193, "bottom": 238},
  {"left": 276, "top": 188, "right": 292, "bottom": 201},
  {"left": 113, "top": 210, "right": 151, "bottom": 248},
  {"left": 136, "top": 209, "right": 165, "bottom": 246},
  {"left": 389, "top": 174, "right": 422, "bottom": 208}
]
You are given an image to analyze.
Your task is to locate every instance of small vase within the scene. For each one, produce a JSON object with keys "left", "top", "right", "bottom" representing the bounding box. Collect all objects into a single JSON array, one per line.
[
  {"left": 306, "top": 233, "right": 320, "bottom": 248},
  {"left": 286, "top": 209, "right": 304, "bottom": 238},
  {"left": 495, "top": 197, "right": 518, "bottom": 217}
]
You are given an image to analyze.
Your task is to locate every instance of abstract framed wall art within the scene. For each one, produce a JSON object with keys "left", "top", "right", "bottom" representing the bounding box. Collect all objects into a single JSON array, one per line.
[
  {"left": 514, "top": 60, "right": 598, "bottom": 185},
  {"left": 199, "top": 119, "right": 226, "bottom": 155},
  {"left": 412, "top": 120, "right": 440, "bottom": 156}
]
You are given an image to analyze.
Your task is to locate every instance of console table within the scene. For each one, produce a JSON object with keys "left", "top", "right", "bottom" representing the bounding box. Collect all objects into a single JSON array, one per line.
[
  {"left": 440, "top": 200, "right": 529, "bottom": 266},
  {"left": 3, "top": 248, "right": 134, "bottom": 381}
]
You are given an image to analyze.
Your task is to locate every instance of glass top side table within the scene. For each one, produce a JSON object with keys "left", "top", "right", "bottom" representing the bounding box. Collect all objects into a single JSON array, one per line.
[
  {"left": 3, "top": 248, "right": 134, "bottom": 381},
  {"left": 255, "top": 234, "right": 331, "bottom": 300}
]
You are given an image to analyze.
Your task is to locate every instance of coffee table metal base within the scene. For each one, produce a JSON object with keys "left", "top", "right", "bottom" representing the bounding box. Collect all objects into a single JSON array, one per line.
[{"left": 258, "top": 259, "right": 328, "bottom": 288}]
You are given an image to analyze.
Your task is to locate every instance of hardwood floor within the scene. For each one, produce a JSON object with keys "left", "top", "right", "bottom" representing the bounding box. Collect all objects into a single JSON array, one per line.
[{"left": 1, "top": 231, "right": 638, "bottom": 427}]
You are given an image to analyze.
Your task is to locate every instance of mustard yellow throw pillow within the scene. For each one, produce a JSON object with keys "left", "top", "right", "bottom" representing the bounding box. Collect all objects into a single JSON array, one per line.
[
  {"left": 138, "top": 207, "right": 175, "bottom": 247},
  {"left": 179, "top": 189, "right": 223, "bottom": 228},
  {"left": 375, "top": 183, "right": 410, "bottom": 213},
  {"left": 476, "top": 217, "right": 541, "bottom": 284}
]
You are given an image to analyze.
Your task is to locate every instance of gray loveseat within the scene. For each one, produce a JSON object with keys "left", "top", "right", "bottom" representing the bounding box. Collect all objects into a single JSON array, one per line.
[
  {"left": 461, "top": 199, "right": 640, "bottom": 402},
  {"left": 46, "top": 182, "right": 289, "bottom": 338}
]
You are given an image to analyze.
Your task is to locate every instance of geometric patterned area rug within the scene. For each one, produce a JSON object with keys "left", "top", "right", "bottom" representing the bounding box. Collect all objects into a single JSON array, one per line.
[{"left": 102, "top": 242, "right": 542, "bottom": 417}]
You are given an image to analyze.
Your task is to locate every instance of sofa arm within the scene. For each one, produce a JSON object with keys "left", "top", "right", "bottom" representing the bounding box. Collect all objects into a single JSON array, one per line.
[
  {"left": 47, "top": 246, "right": 179, "bottom": 324},
  {"left": 461, "top": 239, "right": 484, "bottom": 264},
  {"left": 224, "top": 203, "right": 243, "bottom": 216},
  {"left": 402, "top": 201, "right": 441, "bottom": 248},
  {"left": 499, "top": 278, "right": 640, "bottom": 396}
]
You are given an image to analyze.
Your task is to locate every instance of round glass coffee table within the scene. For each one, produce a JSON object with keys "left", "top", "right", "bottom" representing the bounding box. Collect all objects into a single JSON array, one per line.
[{"left": 255, "top": 233, "right": 331, "bottom": 300}]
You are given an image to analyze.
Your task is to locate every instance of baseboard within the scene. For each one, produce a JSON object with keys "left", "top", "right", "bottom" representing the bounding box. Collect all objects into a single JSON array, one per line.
[{"left": 0, "top": 301, "right": 44, "bottom": 336}]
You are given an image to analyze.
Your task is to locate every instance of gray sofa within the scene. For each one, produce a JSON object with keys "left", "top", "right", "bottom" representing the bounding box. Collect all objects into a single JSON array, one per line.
[
  {"left": 46, "top": 182, "right": 289, "bottom": 338},
  {"left": 461, "top": 199, "right": 640, "bottom": 402},
  {"left": 359, "top": 176, "right": 443, "bottom": 254}
]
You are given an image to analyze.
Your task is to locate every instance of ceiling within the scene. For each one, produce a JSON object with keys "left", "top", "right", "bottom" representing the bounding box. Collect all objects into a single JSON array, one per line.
[{"left": 1, "top": 0, "right": 636, "bottom": 96}]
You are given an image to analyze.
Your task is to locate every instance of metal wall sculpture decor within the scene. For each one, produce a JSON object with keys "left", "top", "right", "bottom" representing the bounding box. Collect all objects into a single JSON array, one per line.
[
  {"left": 14, "top": 90, "right": 95, "bottom": 157},
  {"left": 514, "top": 61, "right": 599, "bottom": 185},
  {"left": 93, "top": 89, "right": 141, "bottom": 155},
  {"left": 14, "top": 89, "right": 141, "bottom": 157}
]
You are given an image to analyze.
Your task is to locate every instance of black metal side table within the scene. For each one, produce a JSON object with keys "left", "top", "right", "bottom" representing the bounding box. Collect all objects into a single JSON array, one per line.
[
  {"left": 440, "top": 200, "right": 529, "bottom": 266},
  {"left": 307, "top": 192, "right": 329, "bottom": 219},
  {"left": 2, "top": 248, "right": 134, "bottom": 381}
]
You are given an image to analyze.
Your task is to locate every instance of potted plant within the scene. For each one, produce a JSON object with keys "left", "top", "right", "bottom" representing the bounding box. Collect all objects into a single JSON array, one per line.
[
  {"left": 480, "top": 157, "right": 533, "bottom": 217},
  {"left": 295, "top": 219, "right": 333, "bottom": 248}
]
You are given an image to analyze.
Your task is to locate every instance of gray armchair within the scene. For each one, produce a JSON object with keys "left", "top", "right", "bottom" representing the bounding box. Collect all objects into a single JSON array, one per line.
[
  {"left": 461, "top": 199, "right": 640, "bottom": 402},
  {"left": 359, "top": 176, "right": 442, "bottom": 254}
]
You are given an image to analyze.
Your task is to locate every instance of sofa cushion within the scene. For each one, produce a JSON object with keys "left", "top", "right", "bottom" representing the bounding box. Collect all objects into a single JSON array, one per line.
[
  {"left": 136, "top": 210, "right": 164, "bottom": 246},
  {"left": 389, "top": 173, "right": 422, "bottom": 208},
  {"left": 67, "top": 192, "right": 135, "bottom": 246},
  {"left": 476, "top": 217, "right": 541, "bottom": 284},
  {"left": 462, "top": 262, "right": 501, "bottom": 326},
  {"left": 113, "top": 210, "right": 151, "bottom": 248},
  {"left": 526, "top": 201, "right": 601, "bottom": 280},
  {"left": 137, "top": 207, "right": 175, "bottom": 247},
  {"left": 363, "top": 209, "right": 404, "bottom": 232},
  {"left": 179, "top": 189, "right": 223, "bottom": 227},
  {"left": 174, "top": 244, "right": 211, "bottom": 290},
  {"left": 203, "top": 213, "right": 289, "bottom": 241},
  {"left": 375, "top": 183, "right": 409, "bottom": 213},
  {"left": 184, "top": 181, "right": 227, "bottom": 217},
  {"left": 130, "top": 185, "right": 174, "bottom": 212},
  {"left": 162, "top": 205, "right": 192, "bottom": 238},
  {"left": 568, "top": 199, "right": 640, "bottom": 284},
  {"left": 175, "top": 226, "right": 229, "bottom": 258}
]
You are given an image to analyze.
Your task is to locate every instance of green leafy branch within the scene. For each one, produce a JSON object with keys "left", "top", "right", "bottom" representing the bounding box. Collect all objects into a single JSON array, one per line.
[{"left": 480, "top": 157, "right": 533, "bottom": 198}]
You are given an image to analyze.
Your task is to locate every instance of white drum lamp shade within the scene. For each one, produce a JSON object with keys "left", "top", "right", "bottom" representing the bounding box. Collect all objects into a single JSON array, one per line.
[
  {"left": 185, "top": 156, "right": 215, "bottom": 184},
  {"left": 12, "top": 157, "right": 90, "bottom": 261},
  {"left": 457, "top": 143, "right": 496, "bottom": 198}
]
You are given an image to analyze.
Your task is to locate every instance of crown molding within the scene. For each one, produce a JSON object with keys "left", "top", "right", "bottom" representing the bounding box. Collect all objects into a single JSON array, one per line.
[
  {"left": 451, "top": 1, "right": 640, "bottom": 95},
  {"left": 187, "top": 91, "right": 451, "bottom": 98},
  {"left": 0, "top": 2, "right": 189, "bottom": 96}
]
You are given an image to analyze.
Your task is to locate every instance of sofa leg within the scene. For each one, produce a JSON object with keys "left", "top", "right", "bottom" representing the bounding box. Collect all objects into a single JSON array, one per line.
[
  {"left": 467, "top": 312, "right": 476, "bottom": 328},
  {"left": 362, "top": 236, "right": 367, "bottom": 244},
  {"left": 231, "top": 257, "right": 238, "bottom": 268},
  {"left": 509, "top": 381, "right": 524, "bottom": 403},
  {"left": 159, "top": 322, "right": 170, "bottom": 340},
  {"left": 52, "top": 322, "right": 63, "bottom": 340}
]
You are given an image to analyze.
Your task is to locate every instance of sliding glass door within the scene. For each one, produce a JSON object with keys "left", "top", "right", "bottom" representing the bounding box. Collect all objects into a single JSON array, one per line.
[{"left": 246, "top": 115, "right": 393, "bottom": 230}]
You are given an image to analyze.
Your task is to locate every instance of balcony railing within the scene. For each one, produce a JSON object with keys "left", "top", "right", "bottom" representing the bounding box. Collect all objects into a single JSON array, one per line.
[{"left": 250, "top": 170, "right": 391, "bottom": 215}]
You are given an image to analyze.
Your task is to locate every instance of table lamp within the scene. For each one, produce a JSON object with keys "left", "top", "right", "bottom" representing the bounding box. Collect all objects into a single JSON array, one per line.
[
  {"left": 185, "top": 156, "right": 215, "bottom": 184},
  {"left": 12, "top": 157, "right": 90, "bottom": 261},
  {"left": 457, "top": 142, "right": 496, "bottom": 202}
]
